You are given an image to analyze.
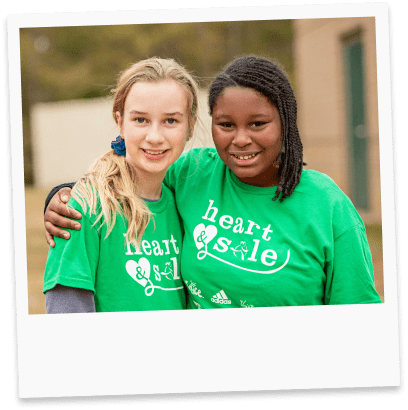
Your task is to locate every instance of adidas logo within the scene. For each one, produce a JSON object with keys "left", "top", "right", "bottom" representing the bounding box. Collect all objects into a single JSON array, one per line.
[{"left": 211, "top": 290, "right": 231, "bottom": 305}]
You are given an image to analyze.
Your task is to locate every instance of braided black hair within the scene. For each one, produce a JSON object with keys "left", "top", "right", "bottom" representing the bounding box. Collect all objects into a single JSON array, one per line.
[{"left": 209, "top": 56, "right": 304, "bottom": 201}]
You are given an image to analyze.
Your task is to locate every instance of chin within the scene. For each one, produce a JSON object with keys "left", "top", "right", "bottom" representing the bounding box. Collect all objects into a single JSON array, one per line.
[{"left": 231, "top": 168, "right": 258, "bottom": 180}]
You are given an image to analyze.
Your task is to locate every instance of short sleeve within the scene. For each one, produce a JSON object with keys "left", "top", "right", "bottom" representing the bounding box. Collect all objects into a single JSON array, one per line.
[
  {"left": 43, "top": 198, "right": 100, "bottom": 294},
  {"left": 324, "top": 224, "right": 382, "bottom": 305}
]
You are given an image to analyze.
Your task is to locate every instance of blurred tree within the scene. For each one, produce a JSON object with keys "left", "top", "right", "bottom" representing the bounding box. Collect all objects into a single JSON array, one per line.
[{"left": 20, "top": 20, "right": 294, "bottom": 184}]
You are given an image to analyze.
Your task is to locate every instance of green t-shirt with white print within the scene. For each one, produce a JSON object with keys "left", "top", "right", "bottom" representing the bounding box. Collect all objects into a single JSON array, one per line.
[
  {"left": 165, "top": 148, "right": 381, "bottom": 308},
  {"left": 43, "top": 184, "right": 186, "bottom": 312}
]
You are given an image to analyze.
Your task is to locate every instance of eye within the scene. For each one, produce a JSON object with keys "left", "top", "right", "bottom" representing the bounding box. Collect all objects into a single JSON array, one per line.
[
  {"left": 134, "top": 117, "right": 146, "bottom": 124},
  {"left": 218, "top": 122, "right": 234, "bottom": 128},
  {"left": 166, "top": 118, "right": 177, "bottom": 125},
  {"left": 251, "top": 121, "right": 267, "bottom": 128}
]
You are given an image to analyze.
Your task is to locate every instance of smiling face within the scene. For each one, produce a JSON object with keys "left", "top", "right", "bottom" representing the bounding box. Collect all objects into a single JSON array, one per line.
[
  {"left": 116, "top": 79, "right": 190, "bottom": 180},
  {"left": 211, "top": 86, "right": 283, "bottom": 187}
]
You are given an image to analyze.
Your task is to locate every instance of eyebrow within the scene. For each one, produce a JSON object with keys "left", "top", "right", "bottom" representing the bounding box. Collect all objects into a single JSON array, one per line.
[
  {"left": 129, "top": 110, "right": 184, "bottom": 116},
  {"left": 129, "top": 110, "right": 147, "bottom": 115},
  {"left": 214, "top": 114, "right": 230, "bottom": 120},
  {"left": 214, "top": 113, "right": 271, "bottom": 120},
  {"left": 165, "top": 112, "right": 184, "bottom": 116}
]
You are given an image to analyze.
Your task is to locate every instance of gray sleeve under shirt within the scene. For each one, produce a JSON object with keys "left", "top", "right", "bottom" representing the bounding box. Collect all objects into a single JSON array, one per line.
[{"left": 45, "top": 284, "right": 96, "bottom": 313}]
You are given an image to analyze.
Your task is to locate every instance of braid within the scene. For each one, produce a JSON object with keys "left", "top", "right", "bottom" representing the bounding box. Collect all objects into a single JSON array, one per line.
[{"left": 209, "top": 56, "right": 304, "bottom": 201}]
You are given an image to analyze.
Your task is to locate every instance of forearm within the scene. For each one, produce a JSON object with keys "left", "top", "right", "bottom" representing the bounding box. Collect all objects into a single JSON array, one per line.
[{"left": 45, "top": 284, "right": 96, "bottom": 313}]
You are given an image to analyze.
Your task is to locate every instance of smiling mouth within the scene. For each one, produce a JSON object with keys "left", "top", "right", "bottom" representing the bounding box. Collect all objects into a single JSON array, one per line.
[
  {"left": 230, "top": 152, "right": 260, "bottom": 160},
  {"left": 142, "top": 149, "right": 168, "bottom": 155}
]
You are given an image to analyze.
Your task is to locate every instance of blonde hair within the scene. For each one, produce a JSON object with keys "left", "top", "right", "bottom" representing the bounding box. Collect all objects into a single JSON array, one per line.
[
  {"left": 71, "top": 57, "right": 199, "bottom": 248},
  {"left": 113, "top": 57, "right": 199, "bottom": 139}
]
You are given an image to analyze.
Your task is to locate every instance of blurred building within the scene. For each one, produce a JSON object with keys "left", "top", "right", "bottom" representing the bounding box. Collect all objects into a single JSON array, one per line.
[
  {"left": 293, "top": 17, "right": 380, "bottom": 223},
  {"left": 31, "top": 97, "right": 115, "bottom": 189}
]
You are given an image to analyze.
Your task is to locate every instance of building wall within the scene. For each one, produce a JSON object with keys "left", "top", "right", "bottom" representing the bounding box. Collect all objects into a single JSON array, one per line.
[{"left": 293, "top": 17, "right": 381, "bottom": 223}]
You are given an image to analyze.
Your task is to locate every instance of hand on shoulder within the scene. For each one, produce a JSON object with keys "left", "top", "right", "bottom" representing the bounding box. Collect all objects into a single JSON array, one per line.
[{"left": 44, "top": 187, "right": 82, "bottom": 247}]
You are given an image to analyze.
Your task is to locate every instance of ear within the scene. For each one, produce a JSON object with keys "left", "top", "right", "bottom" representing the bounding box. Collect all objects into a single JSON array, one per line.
[
  {"left": 115, "top": 111, "right": 123, "bottom": 134},
  {"left": 187, "top": 116, "right": 198, "bottom": 141}
]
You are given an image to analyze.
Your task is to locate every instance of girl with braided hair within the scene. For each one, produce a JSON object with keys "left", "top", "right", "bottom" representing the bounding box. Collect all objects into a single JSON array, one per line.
[
  {"left": 44, "top": 56, "right": 381, "bottom": 309},
  {"left": 208, "top": 55, "right": 304, "bottom": 201}
]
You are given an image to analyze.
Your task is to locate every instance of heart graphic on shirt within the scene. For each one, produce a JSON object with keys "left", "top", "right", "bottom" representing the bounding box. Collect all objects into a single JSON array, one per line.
[
  {"left": 193, "top": 223, "right": 218, "bottom": 250},
  {"left": 126, "top": 258, "right": 151, "bottom": 287}
]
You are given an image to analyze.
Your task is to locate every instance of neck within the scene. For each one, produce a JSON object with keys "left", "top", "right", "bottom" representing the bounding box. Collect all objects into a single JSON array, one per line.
[{"left": 137, "top": 172, "right": 165, "bottom": 200}]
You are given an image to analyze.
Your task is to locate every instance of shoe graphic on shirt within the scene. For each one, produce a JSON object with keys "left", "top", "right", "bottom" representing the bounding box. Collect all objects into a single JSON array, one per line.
[
  {"left": 211, "top": 290, "right": 231, "bottom": 305},
  {"left": 230, "top": 241, "right": 248, "bottom": 260}
]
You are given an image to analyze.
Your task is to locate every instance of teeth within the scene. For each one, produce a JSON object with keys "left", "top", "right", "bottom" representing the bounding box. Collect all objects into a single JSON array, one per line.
[
  {"left": 233, "top": 153, "right": 258, "bottom": 160},
  {"left": 145, "top": 150, "right": 166, "bottom": 155}
]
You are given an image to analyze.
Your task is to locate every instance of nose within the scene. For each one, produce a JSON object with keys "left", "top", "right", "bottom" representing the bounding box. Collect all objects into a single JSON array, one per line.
[
  {"left": 232, "top": 128, "right": 251, "bottom": 147},
  {"left": 145, "top": 124, "right": 165, "bottom": 145}
]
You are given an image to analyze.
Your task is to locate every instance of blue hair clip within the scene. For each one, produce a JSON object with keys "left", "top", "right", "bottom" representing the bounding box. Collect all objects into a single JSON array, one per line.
[{"left": 111, "top": 136, "right": 126, "bottom": 156}]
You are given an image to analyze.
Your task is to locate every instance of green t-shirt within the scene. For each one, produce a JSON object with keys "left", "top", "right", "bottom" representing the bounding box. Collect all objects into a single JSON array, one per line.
[
  {"left": 165, "top": 148, "right": 381, "bottom": 308},
  {"left": 43, "top": 184, "right": 186, "bottom": 312}
]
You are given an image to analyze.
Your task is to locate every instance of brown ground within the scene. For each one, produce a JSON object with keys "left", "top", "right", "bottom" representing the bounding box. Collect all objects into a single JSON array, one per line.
[
  {"left": 25, "top": 187, "right": 384, "bottom": 315},
  {"left": 26, "top": 187, "right": 51, "bottom": 314}
]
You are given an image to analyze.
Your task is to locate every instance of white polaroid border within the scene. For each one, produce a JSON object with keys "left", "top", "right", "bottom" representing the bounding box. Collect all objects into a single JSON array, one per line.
[{"left": 8, "top": 3, "right": 399, "bottom": 399}]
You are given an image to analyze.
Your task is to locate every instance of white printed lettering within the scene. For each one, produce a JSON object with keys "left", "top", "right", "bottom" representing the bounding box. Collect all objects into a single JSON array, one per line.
[
  {"left": 153, "top": 265, "right": 161, "bottom": 281},
  {"left": 202, "top": 199, "right": 218, "bottom": 222},
  {"left": 233, "top": 217, "right": 245, "bottom": 233},
  {"left": 162, "top": 239, "right": 170, "bottom": 255},
  {"left": 247, "top": 238, "right": 260, "bottom": 261},
  {"left": 124, "top": 234, "right": 133, "bottom": 255},
  {"left": 261, "top": 249, "right": 277, "bottom": 266},
  {"left": 123, "top": 234, "right": 142, "bottom": 255},
  {"left": 262, "top": 224, "right": 273, "bottom": 241},
  {"left": 244, "top": 220, "right": 261, "bottom": 235},
  {"left": 213, "top": 237, "right": 232, "bottom": 253},
  {"left": 142, "top": 240, "right": 152, "bottom": 255},
  {"left": 152, "top": 240, "right": 163, "bottom": 256},
  {"left": 171, "top": 256, "right": 179, "bottom": 280},
  {"left": 170, "top": 234, "right": 179, "bottom": 254},
  {"left": 219, "top": 214, "right": 233, "bottom": 229}
]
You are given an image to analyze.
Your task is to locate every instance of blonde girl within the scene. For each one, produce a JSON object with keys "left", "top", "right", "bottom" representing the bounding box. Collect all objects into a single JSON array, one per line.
[{"left": 43, "top": 58, "right": 198, "bottom": 313}]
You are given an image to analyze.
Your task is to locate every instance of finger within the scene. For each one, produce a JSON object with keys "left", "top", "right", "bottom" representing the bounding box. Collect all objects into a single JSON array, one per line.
[
  {"left": 44, "top": 220, "right": 72, "bottom": 240},
  {"left": 48, "top": 200, "right": 82, "bottom": 220},
  {"left": 45, "top": 210, "right": 81, "bottom": 230},
  {"left": 45, "top": 231, "right": 55, "bottom": 248},
  {"left": 46, "top": 188, "right": 82, "bottom": 220},
  {"left": 58, "top": 187, "right": 72, "bottom": 204},
  {"left": 66, "top": 204, "right": 82, "bottom": 220}
]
